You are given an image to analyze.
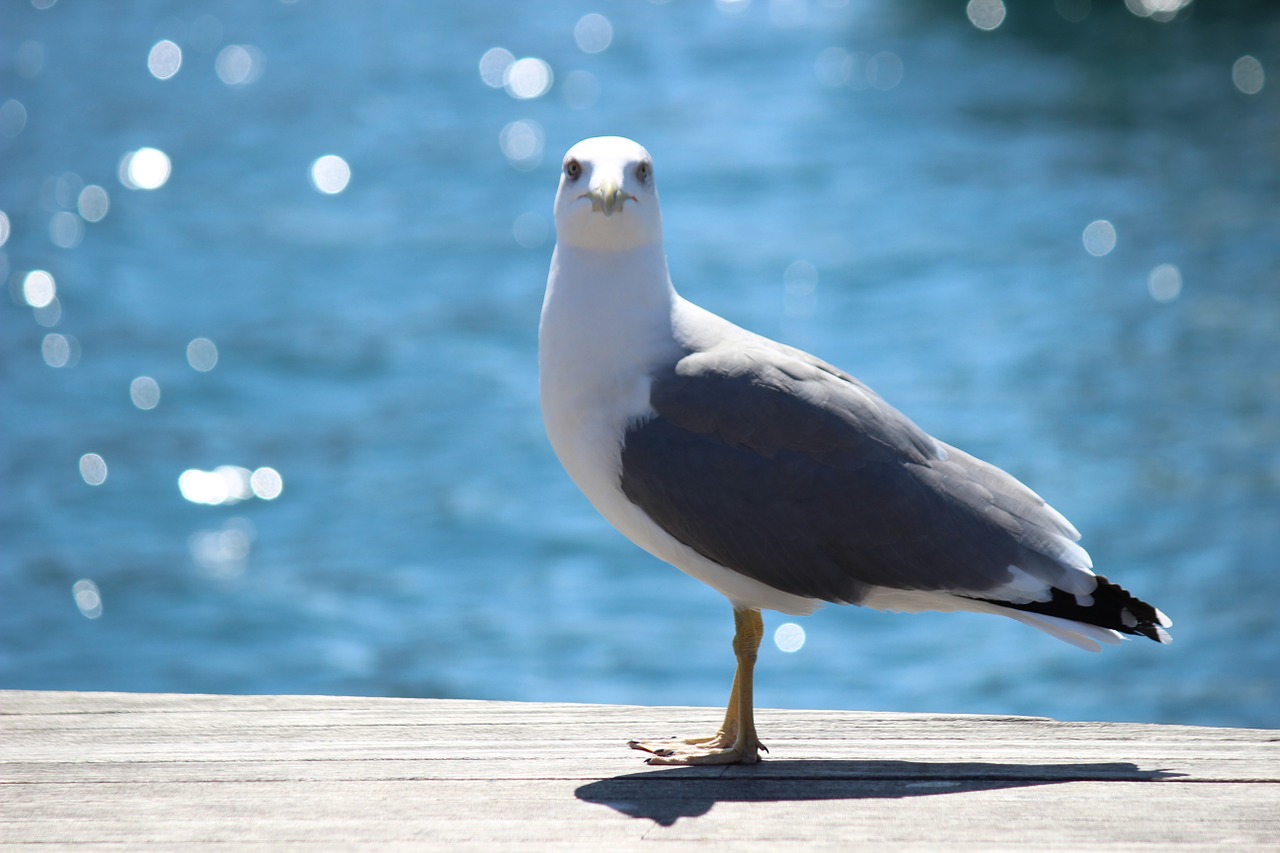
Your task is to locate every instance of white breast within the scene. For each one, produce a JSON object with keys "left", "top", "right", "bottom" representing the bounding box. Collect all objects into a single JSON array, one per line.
[{"left": 539, "top": 247, "right": 823, "bottom": 615}]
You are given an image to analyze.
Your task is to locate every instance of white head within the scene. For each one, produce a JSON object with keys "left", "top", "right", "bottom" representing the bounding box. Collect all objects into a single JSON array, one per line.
[{"left": 553, "top": 136, "right": 662, "bottom": 252}]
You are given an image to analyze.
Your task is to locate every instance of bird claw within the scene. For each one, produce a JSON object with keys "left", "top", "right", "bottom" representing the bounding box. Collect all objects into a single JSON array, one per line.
[
  {"left": 627, "top": 735, "right": 764, "bottom": 765},
  {"left": 627, "top": 739, "right": 675, "bottom": 757}
]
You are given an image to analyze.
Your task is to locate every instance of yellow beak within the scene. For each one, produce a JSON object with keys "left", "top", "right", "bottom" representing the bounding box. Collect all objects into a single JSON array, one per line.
[{"left": 585, "top": 179, "right": 636, "bottom": 217}]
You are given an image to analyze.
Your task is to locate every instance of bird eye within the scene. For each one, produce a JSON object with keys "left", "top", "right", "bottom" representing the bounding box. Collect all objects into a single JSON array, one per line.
[
  {"left": 635, "top": 161, "right": 651, "bottom": 183},
  {"left": 564, "top": 159, "right": 582, "bottom": 181}
]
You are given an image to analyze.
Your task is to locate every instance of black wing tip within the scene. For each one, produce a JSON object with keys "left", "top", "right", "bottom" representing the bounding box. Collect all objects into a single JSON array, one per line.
[
  {"left": 977, "top": 574, "right": 1172, "bottom": 645},
  {"left": 1137, "top": 622, "right": 1174, "bottom": 645},
  {"left": 1096, "top": 574, "right": 1173, "bottom": 645}
]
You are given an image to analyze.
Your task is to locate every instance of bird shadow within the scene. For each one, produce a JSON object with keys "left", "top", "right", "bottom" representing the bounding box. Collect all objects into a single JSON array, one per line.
[{"left": 575, "top": 759, "right": 1183, "bottom": 826}]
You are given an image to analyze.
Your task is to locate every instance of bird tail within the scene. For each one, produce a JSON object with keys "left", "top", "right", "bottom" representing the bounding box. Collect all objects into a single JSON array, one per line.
[{"left": 965, "top": 575, "right": 1172, "bottom": 652}]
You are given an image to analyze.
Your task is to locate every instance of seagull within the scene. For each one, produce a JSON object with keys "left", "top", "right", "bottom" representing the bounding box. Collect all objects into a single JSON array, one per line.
[{"left": 538, "top": 136, "right": 1171, "bottom": 765}]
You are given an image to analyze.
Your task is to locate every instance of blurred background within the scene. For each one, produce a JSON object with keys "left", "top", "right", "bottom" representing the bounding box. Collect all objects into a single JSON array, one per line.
[{"left": 2, "top": 0, "right": 1277, "bottom": 729}]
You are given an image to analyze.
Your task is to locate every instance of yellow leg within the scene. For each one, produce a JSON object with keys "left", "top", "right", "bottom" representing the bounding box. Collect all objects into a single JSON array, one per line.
[{"left": 629, "top": 608, "right": 767, "bottom": 765}]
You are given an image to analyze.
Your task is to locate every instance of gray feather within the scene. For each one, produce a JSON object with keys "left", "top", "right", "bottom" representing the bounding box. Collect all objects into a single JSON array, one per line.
[{"left": 619, "top": 340, "right": 1086, "bottom": 605}]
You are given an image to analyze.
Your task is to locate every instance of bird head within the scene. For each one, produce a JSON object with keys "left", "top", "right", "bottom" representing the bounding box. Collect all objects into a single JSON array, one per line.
[{"left": 553, "top": 136, "right": 663, "bottom": 252}]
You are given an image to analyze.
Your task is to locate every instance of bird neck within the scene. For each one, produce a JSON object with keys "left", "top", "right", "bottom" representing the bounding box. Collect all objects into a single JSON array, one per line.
[
  {"left": 539, "top": 241, "right": 683, "bottom": 437},
  {"left": 541, "top": 242, "right": 679, "bottom": 363}
]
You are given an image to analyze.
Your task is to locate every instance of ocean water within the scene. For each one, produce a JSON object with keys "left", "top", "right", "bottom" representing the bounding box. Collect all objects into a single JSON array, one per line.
[{"left": 2, "top": 0, "right": 1277, "bottom": 729}]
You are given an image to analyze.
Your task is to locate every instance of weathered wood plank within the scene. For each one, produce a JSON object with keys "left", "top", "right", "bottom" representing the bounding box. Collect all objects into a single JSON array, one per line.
[{"left": 2, "top": 690, "right": 1277, "bottom": 849}]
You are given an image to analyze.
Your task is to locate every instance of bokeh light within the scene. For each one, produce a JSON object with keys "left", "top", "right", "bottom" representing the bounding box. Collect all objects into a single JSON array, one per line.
[
  {"left": 1148, "top": 262, "right": 1182, "bottom": 303},
  {"left": 79, "top": 453, "right": 108, "bottom": 486},
  {"left": 180, "top": 466, "right": 251, "bottom": 506},
  {"left": 179, "top": 466, "right": 282, "bottom": 505},
  {"left": 1232, "top": 56, "right": 1265, "bottom": 95},
  {"left": 33, "top": 297, "right": 62, "bottom": 327},
  {"left": 1124, "top": 0, "right": 1192, "bottom": 22},
  {"left": 818, "top": 50, "right": 905, "bottom": 91},
  {"left": 216, "top": 44, "right": 265, "bottom": 87},
  {"left": 14, "top": 40, "right": 45, "bottom": 78},
  {"left": 1082, "top": 219, "right": 1116, "bottom": 256},
  {"left": 77, "top": 185, "right": 110, "bottom": 222},
  {"left": 41, "top": 333, "right": 78, "bottom": 368},
  {"left": 0, "top": 99, "right": 27, "bottom": 138},
  {"left": 51, "top": 172, "right": 83, "bottom": 209},
  {"left": 49, "top": 211, "right": 83, "bottom": 248},
  {"left": 574, "top": 13, "right": 614, "bottom": 54},
  {"left": 815, "top": 47, "right": 853, "bottom": 87},
  {"left": 72, "top": 579, "right": 103, "bottom": 619},
  {"left": 130, "top": 376, "right": 161, "bottom": 410},
  {"left": 868, "top": 51, "right": 903, "bottom": 90},
  {"left": 148, "top": 39, "right": 183, "bottom": 80},
  {"left": 513, "top": 212, "right": 549, "bottom": 248},
  {"left": 784, "top": 260, "right": 818, "bottom": 317},
  {"left": 250, "top": 467, "right": 283, "bottom": 500},
  {"left": 478, "top": 47, "right": 515, "bottom": 88},
  {"left": 22, "top": 270, "right": 55, "bottom": 308},
  {"left": 0, "top": 210, "right": 10, "bottom": 245},
  {"left": 310, "top": 154, "right": 352, "bottom": 194},
  {"left": 499, "top": 119, "right": 545, "bottom": 171},
  {"left": 119, "top": 147, "right": 172, "bottom": 190},
  {"left": 774, "top": 622, "right": 806, "bottom": 653},
  {"left": 783, "top": 260, "right": 819, "bottom": 296},
  {"left": 505, "top": 57, "right": 553, "bottom": 100},
  {"left": 967, "top": 0, "right": 1007, "bottom": 31},
  {"left": 189, "top": 519, "right": 254, "bottom": 578},
  {"left": 187, "top": 337, "right": 219, "bottom": 371}
]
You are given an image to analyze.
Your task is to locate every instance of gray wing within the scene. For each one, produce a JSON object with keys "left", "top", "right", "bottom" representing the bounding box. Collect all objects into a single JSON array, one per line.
[{"left": 619, "top": 343, "right": 1088, "bottom": 605}]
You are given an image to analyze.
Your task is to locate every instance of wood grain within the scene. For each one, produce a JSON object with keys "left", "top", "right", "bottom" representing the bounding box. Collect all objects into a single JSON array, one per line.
[{"left": 2, "top": 690, "right": 1276, "bottom": 849}]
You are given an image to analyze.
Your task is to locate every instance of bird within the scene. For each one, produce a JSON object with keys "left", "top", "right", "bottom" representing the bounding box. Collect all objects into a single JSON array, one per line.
[{"left": 537, "top": 136, "right": 1171, "bottom": 766}]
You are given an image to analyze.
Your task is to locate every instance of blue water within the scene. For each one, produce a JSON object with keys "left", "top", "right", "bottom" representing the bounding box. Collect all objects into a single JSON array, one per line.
[{"left": 2, "top": 1, "right": 1277, "bottom": 729}]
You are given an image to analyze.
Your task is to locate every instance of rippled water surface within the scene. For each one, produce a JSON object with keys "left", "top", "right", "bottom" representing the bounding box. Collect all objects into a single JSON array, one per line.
[{"left": 3, "top": 0, "right": 1278, "bottom": 729}]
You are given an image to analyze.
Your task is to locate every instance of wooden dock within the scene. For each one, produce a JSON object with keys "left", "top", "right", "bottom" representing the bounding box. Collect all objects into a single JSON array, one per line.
[{"left": 2, "top": 690, "right": 1277, "bottom": 849}]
